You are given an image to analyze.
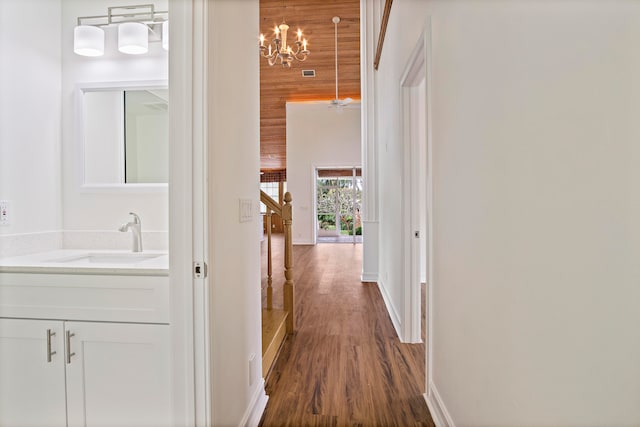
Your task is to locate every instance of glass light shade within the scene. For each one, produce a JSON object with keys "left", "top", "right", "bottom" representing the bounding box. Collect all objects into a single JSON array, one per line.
[
  {"left": 118, "top": 22, "right": 148, "bottom": 54},
  {"left": 74, "top": 25, "right": 104, "bottom": 57},
  {"left": 162, "top": 21, "right": 169, "bottom": 51}
]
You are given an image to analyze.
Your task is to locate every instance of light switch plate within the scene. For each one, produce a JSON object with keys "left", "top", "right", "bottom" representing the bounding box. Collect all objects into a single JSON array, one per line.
[{"left": 239, "top": 199, "right": 252, "bottom": 223}]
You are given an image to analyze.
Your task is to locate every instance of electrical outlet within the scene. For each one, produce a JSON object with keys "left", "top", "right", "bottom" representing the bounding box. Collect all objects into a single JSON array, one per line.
[{"left": 0, "top": 201, "right": 9, "bottom": 226}]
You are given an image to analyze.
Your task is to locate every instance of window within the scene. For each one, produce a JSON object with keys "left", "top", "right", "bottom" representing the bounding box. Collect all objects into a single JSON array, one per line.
[{"left": 260, "top": 182, "right": 280, "bottom": 214}]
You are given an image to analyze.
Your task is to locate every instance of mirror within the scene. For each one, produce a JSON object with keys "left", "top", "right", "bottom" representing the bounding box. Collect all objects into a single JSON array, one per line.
[{"left": 78, "top": 81, "right": 168, "bottom": 189}]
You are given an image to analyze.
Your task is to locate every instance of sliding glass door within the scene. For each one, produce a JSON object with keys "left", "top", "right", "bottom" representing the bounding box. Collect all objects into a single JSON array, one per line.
[{"left": 316, "top": 168, "right": 362, "bottom": 244}]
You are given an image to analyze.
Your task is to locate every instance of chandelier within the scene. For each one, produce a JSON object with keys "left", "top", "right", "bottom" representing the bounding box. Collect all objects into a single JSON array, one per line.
[{"left": 259, "top": 19, "right": 309, "bottom": 67}]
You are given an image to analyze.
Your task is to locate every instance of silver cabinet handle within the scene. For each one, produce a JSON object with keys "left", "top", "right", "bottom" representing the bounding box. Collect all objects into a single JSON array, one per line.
[
  {"left": 46, "top": 329, "right": 56, "bottom": 363},
  {"left": 66, "top": 331, "right": 76, "bottom": 364}
]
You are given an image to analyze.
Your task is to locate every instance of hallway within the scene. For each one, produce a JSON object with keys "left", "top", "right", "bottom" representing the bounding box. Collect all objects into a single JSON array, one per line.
[{"left": 260, "top": 236, "right": 434, "bottom": 426}]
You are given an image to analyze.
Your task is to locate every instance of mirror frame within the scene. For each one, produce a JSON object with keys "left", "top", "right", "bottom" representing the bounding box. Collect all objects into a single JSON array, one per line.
[{"left": 75, "top": 80, "right": 169, "bottom": 193}]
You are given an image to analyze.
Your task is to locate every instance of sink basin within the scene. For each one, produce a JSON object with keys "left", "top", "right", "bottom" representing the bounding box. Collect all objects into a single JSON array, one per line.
[{"left": 49, "top": 252, "right": 164, "bottom": 265}]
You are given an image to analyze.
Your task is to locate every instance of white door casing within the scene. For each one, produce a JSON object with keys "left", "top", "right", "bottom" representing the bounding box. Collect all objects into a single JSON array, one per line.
[
  {"left": 400, "top": 18, "right": 434, "bottom": 402},
  {"left": 401, "top": 27, "right": 428, "bottom": 345},
  {"left": 169, "top": 0, "right": 210, "bottom": 425}
]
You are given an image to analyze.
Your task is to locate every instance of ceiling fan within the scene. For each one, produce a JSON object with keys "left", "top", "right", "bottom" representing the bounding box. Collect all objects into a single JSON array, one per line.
[{"left": 330, "top": 16, "right": 353, "bottom": 108}]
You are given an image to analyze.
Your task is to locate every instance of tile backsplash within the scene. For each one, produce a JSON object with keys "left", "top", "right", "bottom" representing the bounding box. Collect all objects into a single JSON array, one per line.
[{"left": 0, "top": 231, "right": 62, "bottom": 258}]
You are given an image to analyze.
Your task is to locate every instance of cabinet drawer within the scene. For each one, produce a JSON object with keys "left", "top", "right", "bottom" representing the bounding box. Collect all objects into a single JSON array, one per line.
[{"left": 0, "top": 273, "right": 169, "bottom": 324}]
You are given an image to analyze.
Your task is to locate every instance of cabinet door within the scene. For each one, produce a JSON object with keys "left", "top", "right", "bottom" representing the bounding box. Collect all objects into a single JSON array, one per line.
[
  {"left": 0, "top": 318, "right": 67, "bottom": 427},
  {"left": 65, "top": 322, "right": 171, "bottom": 427}
]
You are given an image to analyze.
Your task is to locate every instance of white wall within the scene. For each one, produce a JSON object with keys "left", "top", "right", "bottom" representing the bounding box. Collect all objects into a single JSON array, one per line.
[
  {"left": 286, "top": 102, "right": 361, "bottom": 244},
  {"left": 376, "top": 0, "right": 640, "bottom": 425},
  {"left": 0, "top": 0, "right": 62, "bottom": 237},
  {"left": 206, "top": 1, "right": 265, "bottom": 425},
  {"left": 61, "top": 0, "right": 168, "bottom": 233}
]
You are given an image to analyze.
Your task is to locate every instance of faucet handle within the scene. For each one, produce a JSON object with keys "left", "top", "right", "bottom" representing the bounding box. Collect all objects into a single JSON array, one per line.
[{"left": 129, "top": 212, "right": 141, "bottom": 224}]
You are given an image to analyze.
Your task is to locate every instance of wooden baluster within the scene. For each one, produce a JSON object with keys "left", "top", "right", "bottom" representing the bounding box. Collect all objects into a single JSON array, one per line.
[
  {"left": 282, "top": 192, "right": 294, "bottom": 334},
  {"left": 266, "top": 210, "right": 273, "bottom": 311}
]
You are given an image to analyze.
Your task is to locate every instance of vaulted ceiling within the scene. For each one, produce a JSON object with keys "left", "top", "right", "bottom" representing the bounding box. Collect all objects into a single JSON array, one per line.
[{"left": 260, "top": 0, "right": 361, "bottom": 172}]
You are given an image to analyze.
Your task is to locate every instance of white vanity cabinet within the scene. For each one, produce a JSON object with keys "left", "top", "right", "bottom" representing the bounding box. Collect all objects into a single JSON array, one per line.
[
  {"left": 65, "top": 321, "right": 171, "bottom": 427},
  {"left": 0, "top": 318, "right": 67, "bottom": 427},
  {"left": 0, "top": 271, "right": 171, "bottom": 427},
  {"left": 0, "top": 318, "right": 171, "bottom": 427}
]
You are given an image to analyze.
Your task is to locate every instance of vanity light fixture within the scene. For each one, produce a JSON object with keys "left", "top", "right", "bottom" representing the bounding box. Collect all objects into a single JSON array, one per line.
[
  {"left": 74, "top": 4, "right": 168, "bottom": 57},
  {"left": 74, "top": 25, "right": 105, "bottom": 57},
  {"left": 118, "top": 22, "right": 148, "bottom": 54}
]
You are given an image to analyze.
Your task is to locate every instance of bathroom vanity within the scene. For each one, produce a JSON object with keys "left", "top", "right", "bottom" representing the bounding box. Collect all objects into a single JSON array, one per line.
[{"left": 0, "top": 251, "right": 170, "bottom": 427}]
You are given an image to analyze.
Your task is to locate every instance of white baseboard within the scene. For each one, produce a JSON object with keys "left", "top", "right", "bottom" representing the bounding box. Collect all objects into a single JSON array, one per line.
[
  {"left": 241, "top": 379, "right": 269, "bottom": 427},
  {"left": 292, "top": 239, "right": 314, "bottom": 245},
  {"left": 376, "top": 280, "right": 402, "bottom": 340},
  {"left": 360, "top": 272, "right": 378, "bottom": 282},
  {"left": 425, "top": 382, "right": 455, "bottom": 427}
]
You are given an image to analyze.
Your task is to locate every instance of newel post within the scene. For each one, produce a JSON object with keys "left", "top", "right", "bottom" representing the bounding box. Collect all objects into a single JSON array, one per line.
[{"left": 282, "top": 192, "right": 295, "bottom": 333}]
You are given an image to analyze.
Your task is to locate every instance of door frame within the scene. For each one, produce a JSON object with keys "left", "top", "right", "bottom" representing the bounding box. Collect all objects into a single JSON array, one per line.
[
  {"left": 314, "top": 166, "right": 362, "bottom": 244},
  {"left": 169, "top": 0, "right": 210, "bottom": 426},
  {"left": 400, "top": 18, "right": 434, "bottom": 395}
]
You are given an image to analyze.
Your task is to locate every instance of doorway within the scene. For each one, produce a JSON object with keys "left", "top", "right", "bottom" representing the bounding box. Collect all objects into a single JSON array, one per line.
[
  {"left": 400, "top": 20, "right": 432, "bottom": 399},
  {"left": 315, "top": 167, "right": 363, "bottom": 244}
]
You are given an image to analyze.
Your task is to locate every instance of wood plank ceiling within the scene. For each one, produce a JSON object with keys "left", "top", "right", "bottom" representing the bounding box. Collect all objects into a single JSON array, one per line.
[{"left": 260, "top": 0, "right": 360, "bottom": 172}]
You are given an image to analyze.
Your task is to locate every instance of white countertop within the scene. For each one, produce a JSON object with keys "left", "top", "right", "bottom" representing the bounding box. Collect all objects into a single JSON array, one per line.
[{"left": 0, "top": 249, "right": 169, "bottom": 276}]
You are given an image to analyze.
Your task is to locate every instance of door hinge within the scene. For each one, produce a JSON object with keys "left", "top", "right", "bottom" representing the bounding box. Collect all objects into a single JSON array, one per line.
[{"left": 193, "top": 262, "right": 208, "bottom": 279}]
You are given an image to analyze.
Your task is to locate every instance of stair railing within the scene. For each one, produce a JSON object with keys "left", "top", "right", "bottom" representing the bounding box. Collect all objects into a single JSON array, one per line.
[{"left": 260, "top": 190, "right": 295, "bottom": 334}]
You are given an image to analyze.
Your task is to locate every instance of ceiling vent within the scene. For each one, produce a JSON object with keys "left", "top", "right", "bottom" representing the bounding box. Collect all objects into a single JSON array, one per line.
[{"left": 301, "top": 69, "right": 316, "bottom": 78}]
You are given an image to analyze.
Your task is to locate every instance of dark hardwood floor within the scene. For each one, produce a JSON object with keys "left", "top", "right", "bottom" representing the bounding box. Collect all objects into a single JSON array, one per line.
[{"left": 260, "top": 235, "right": 434, "bottom": 427}]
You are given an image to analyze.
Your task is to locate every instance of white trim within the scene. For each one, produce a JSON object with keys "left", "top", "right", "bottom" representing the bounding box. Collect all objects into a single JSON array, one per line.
[
  {"left": 74, "top": 80, "right": 169, "bottom": 192},
  {"left": 360, "top": 220, "right": 379, "bottom": 282},
  {"left": 169, "top": 0, "right": 210, "bottom": 425},
  {"left": 241, "top": 379, "right": 269, "bottom": 427},
  {"left": 426, "top": 277, "right": 434, "bottom": 405},
  {"left": 400, "top": 20, "right": 431, "bottom": 345},
  {"left": 400, "top": 83, "right": 421, "bottom": 343},
  {"left": 403, "top": 16, "right": 436, "bottom": 409},
  {"left": 376, "top": 280, "right": 402, "bottom": 340},
  {"left": 75, "top": 80, "right": 168, "bottom": 91},
  {"left": 293, "top": 239, "right": 315, "bottom": 246},
  {"left": 312, "top": 164, "right": 362, "bottom": 246},
  {"left": 425, "top": 382, "right": 455, "bottom": 427},
  {"left": 78, "top": 183, "right": 168, "bottom": 194},
  {"left": 422, "top": 17, "right": 435, "bottom": 405},
  {"left": 311, "top": 164, "right": 319, "bottom": 245},
  {"left": 360, "top": 0, "right": 380, "bottom": 283},
  {"left": 190, "top": 0, "right": 211, "bottom": 425},
  {"left": 361, "top": 272, "right": 379, "bottom": 282}
]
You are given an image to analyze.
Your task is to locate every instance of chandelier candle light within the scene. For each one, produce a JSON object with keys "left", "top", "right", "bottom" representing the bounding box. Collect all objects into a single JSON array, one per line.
[{"left": 260, "top": 21, "right": 309, "bottom": 67}]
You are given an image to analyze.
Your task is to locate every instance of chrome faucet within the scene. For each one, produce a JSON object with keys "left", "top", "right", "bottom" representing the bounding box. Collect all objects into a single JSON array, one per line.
[{"left": 118, "top": 212, "right": 143, "bottom": 252}]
